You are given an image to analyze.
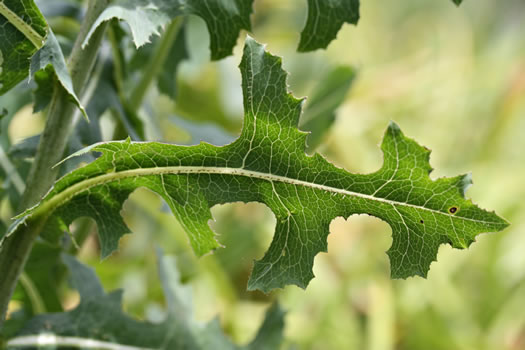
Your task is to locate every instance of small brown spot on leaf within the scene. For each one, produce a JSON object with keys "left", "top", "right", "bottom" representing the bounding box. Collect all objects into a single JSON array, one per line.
[
  {"left": 448, "top": 206, "right": 458, "bottom": 214},
  {"left": 419, "top": 219, "right": 424, "bottom": 224}
]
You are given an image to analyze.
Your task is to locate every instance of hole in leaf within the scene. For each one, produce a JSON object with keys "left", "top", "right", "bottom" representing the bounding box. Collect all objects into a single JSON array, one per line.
[
  {"left": 210, "top": 202, "right": 275, "bottom": 301},
  {"left": 327, "top": 214, "right": 391, "bottom": 274}
]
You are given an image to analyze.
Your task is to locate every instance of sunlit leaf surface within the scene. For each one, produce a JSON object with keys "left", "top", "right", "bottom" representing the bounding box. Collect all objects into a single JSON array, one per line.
[{"left": 4, "top": 38, "right": 508, "bottom": 293}]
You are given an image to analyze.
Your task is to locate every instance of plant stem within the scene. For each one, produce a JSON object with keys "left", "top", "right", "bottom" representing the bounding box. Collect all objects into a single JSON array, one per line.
[
  {"left": 128, "top": 18, "right": 183, "bottom": 111},
  {"left": 68, "top": 217, "right": 95, "bottom": 254},
  {"left": 0, "top": 145, "right": 25, "bottom": 196},
  {"left": 113, "top": 18, "right": 183, "bottom": 141},
  {"left": 19, "top": 273, "right": 46, "bottom": 315},
  {"left": 0, "top": 0, "right": 109, "bottom": 328},
  {"left": 107, "top": 23, "right": 126, "bottom": 98}
]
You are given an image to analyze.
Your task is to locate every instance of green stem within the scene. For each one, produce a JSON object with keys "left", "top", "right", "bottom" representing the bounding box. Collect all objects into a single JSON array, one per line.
[
  {"left": 19, "top": 273, "right": 46, "bottom": 315},
  {"left": 0, "top": 0, "right": 110, "bottom": 327},
  {"left": 113, "top": 18, "right": 183, "bottom": 140},
  {"left": 110, "top": 109, "right": 130, "bottom": 140},
  {"left": 68, "top": 217, "right": 95, "bottom": 254},
  {"left": 107, "top": 23, "right": 126, "bottom": 98},
  {"left": 128, "top": 18, "right": 183, "bottom": 111},
  {"left": 0, "top": 145, "right": 25, "bottom": 195}
]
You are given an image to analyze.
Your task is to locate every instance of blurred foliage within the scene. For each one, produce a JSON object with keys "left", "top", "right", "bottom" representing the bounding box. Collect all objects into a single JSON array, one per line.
[{"left": 1, "top": 0, "right": 524, "bottom": 349}]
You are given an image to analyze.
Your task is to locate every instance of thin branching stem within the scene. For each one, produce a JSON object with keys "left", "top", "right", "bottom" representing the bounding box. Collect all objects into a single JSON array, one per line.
[{"left": 128, "top": 18, "right": 183, "bottom": 111}]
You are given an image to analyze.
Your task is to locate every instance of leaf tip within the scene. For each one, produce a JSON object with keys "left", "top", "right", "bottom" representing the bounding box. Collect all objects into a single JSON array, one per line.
[
  {"left": 80, "top": 107, "right": 90, "bottom": 122},
  {"left": 387, "top": 120, "right": 402, "bottom": 134},
  {"left": 245, "top": 34, "right": 263, "bottom": 51}
]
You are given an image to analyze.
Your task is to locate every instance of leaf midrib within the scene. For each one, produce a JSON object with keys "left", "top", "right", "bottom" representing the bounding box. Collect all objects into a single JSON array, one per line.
[
  {"left": 0, "top": 1, "right": 45, "bottom": 49},
  {"left": 32, "top": 165, "right": 501, "bottom": 226}
]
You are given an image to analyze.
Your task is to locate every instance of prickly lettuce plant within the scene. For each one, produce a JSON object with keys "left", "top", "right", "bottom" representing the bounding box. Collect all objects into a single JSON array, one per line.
[{"left": 0, "top": 0, "right": 505, "bottom": 349}]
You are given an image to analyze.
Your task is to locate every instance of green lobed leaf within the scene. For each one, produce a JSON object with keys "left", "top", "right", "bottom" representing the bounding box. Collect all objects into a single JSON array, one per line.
[
  {"left": 7, "top": 253, "right": 285, "bottom": 349},
  {"left": 3, "top": 38, "right": 508, "bottom": 292},
  {"left": 83, "top": 0, "right": 253, "bottom": 60},
  {"left": 30, "top": 29, "right": 88, "bottom": 119},
  {"left": 0, "top": 0, "right": 47, "bottom": 94}
]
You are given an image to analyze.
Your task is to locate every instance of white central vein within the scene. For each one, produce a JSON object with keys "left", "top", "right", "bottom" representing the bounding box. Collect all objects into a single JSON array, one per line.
[
  {"left": 0, "top": 1, "right": 45, "bottom": 49},
  {"left": 7, "top": 334, "right": 153, "bottom": 350},
  {"left": 33, "top": 166, "right": 499, "bottom": 226}
]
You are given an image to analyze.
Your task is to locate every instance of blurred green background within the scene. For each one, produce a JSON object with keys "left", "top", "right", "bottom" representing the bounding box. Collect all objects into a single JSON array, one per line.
[{"left": 6, "top": 0, "right": 525, "bottom": 349}]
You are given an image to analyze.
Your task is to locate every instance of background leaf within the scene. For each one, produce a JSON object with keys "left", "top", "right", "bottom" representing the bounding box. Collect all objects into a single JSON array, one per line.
[
  {"left": 30, "top": 29, "right": 87, "bottom": 119},
  {"left": 83, "top": 0, "right": 254, "bottom": 60},
  {"left": 300, "top": 65, "right": 356, "bottom": 151},
  {"left": 7, "top": 252, "right": 284, "bottom": 350},
  {"left": 297, "top": 0, "right": 462, "bottom": 51},
  {"left": 298, "top": 0, "right": 359, "bottom": 52}
]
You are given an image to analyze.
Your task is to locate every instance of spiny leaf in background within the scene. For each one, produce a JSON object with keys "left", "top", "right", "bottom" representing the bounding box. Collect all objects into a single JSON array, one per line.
[
  {"left": 0, "top": 0, "right": 47, "bottom": 94},
  {"left": 127, "top": 21, "right": 189, "bottom": 100},
  {"left": 6, "top": 252, "right": 285, "bottom": 350},
  {"left": 298, "top": 0, "right": 359, "bottom": 52},
  {"left": 30, "top": 29, "right": 87, "bottom": 119},
  {"left": 83, "top": 0, "right": 253, "bottom": 60},
  {"left": 298, "top": 0, "right": 464, "bottom": 52},
  {"left": 300, "top": 65, "right": 356, "bottom": 151},
  {"left": 3, "top": 38, "right": 508, "bottom": 293}
]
